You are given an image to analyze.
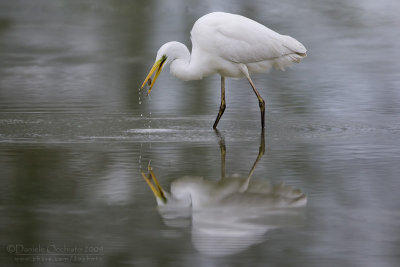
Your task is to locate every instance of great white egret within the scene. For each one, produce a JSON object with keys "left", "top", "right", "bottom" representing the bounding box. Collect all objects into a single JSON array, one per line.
[
  {"left": 141, "top": 12, "right": 307, "bottom": 128},
  {"left": 141, "top": 131, "right": 307, "bottom": 255}
]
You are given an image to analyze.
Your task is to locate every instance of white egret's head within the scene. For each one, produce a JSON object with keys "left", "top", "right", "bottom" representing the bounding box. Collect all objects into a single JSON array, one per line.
[{"left": 141, "top": 41, "right": 190, "bottom": 95}]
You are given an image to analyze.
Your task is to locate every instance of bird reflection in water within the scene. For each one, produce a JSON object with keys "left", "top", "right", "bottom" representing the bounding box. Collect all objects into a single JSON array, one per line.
[{"left": 141, "top": 130, "right": 307, "bottom": 256}]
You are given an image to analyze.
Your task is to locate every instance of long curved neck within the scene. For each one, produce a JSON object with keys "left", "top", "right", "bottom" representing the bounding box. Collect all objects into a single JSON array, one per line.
[{"left": 169, "top": 43, "right": 204, "bottom": 81}]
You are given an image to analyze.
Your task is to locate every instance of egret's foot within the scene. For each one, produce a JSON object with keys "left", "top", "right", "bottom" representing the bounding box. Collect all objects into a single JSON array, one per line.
[{"left": 213, "top": 103, "right": 226, "bottom": 129}]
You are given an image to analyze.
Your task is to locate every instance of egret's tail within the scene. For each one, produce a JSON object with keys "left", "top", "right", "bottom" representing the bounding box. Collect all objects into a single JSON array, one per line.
[
  {"left": 282, "top": 35, "right": 307, "bottom": 55},
  {"left": 273, "top": 35, "right": 307, "bottom": 71},
  {"left": 272, "top": 52, "right": 306, "bottom": 71}
]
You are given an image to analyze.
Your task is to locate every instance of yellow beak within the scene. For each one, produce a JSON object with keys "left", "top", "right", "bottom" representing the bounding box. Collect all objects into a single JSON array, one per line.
[
  {"left": 141, "top": 166, "right": 167, "bottom": 203},
  {"left": 141, "top": 57, "right": 166, "bottom": 95}
]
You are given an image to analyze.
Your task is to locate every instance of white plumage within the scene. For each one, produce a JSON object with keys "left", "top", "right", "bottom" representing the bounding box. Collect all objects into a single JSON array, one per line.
[
  {"left": 190, "top": 12, "right": 306, "bottom": 76},
  {"left": 142, "top": 12, "right": 307, "bottom": 128}
]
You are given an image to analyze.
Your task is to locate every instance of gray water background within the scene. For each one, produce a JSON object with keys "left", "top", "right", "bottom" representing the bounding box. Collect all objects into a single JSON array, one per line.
[{"left": 1, "top": 0, "right": 400, "bottom": 266}]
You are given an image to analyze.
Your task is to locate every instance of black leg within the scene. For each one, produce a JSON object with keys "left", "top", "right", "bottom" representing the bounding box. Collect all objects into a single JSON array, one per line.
[
  {"left": 213, "top": 76, "right": 226, "bottom": 129},
  {"left": 246, "top": 76, "right": 265, "bottom": 128}
]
